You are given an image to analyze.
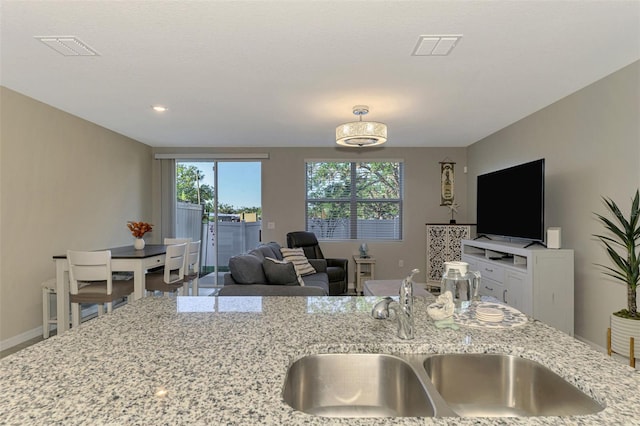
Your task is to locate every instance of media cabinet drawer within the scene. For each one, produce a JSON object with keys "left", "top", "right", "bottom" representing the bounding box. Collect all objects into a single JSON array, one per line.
[
  {"left": 478, "top": 277, "right": 504, "bottom": 302},
  {"left": 476, "top": 260, "right": 505, "bottom": 283}
]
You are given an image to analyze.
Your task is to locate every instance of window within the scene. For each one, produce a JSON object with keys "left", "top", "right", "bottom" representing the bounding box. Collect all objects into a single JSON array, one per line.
[
  {"left": 305, "top": 161, "right": 403, "bottom": 240},
  {"left": 175, "top": 160, "right": 262, "bottom": 285}
]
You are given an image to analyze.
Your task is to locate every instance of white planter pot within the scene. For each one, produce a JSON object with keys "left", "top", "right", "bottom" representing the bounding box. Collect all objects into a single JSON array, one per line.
[{"left": 610, "top": 313, "right": 640, "bottom": 358}]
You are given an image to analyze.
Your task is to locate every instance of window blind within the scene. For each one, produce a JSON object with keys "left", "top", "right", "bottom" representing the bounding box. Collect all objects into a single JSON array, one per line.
[{"left": 305, "top": 161, "right": 403, "bottom": 240}]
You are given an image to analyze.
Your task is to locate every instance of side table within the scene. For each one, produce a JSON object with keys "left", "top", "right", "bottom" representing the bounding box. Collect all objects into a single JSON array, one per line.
[{"left": 353, "top": 256, "right": 376, "bottom": 295}]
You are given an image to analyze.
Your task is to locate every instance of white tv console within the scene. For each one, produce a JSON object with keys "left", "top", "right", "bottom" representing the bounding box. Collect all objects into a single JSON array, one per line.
[{"left": 461, "top": 238, "right": 574, "bottom": 335}]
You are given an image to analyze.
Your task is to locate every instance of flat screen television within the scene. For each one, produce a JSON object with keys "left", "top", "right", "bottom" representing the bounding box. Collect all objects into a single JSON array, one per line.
[{"left": 476, "top": 159, "right": 545, "bottom": 242}]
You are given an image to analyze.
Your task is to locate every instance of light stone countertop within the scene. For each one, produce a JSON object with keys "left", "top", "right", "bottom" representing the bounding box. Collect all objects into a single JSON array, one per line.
[{"left": 1, "top": 295, "right": 640, "bottom": 425}]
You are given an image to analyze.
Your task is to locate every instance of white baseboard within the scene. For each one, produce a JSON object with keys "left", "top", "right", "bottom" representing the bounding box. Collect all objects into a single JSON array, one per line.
[
  {"left": 1, "top": 304, "right": 100, "bottom": 352},
  {"left": 0, "top": 326, "right": 43, "bottom": 352}
]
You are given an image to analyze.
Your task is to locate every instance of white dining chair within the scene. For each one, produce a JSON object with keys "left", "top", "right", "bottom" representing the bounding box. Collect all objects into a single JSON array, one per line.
[
  {"left": 164, "top": 237, "right": 191, "bottom": 246},
  {"left": 146, "top": 237, "right": 191, "bottom": 274},
  {"left": 164, "top": 238, "right": 199, "bottom": 295},
  {"left": 41, "top": 278, "right": 58, "bottom": 338},
  {"left": 145, "top": 243, "right": 187, "bottom": 295},
  {"left": 183, "top": 240, "right": 201, "bottom": 295},
  {"left": 67, "top": 250, "right": 134, "bottom": 328}
]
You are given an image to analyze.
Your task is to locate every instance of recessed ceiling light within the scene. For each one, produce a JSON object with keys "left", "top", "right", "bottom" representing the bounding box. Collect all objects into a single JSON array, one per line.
[
  {"left": 412, "top": 35, "right": 463, "bottom": 56},
  {"left": 152, "top": 106, "right": 168, "bottom": 112}
]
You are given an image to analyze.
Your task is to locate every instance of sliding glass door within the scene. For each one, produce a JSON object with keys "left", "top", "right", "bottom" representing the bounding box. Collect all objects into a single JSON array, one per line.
[{"left": 175, "top": 161, "right": 261, "bottom": 288}]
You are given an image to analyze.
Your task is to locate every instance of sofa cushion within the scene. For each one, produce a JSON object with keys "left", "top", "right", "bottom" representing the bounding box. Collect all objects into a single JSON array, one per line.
[
  {"left": 252, "top": 242, "right": 282, "bottom": 261},
  {"left": 300, "top": 272, "right": 330, "bottom": 294},
  {"left": 264, "top": 242, "right": 284, "bottom": 260},
  {"left": 228, "top": 254, "right": 266, "bottom": 284},
  {"left": 263, "top": 257, "right": 302, "bottom": 286},
  {"left": 248, "top": 248, "right": 266, "bottom": 261},
  {"left": 280, "top": 247, "right": 316, "bottom": 276}
]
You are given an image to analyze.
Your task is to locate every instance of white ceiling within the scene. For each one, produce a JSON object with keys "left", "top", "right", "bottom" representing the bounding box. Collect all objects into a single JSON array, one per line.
[{"left": 1, "top": 1, "right": 639, "bottom": 148}]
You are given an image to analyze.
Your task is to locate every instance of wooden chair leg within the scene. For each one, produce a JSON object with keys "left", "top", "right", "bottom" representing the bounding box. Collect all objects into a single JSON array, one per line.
[{"left": 607, "top": 327, "right": 612, "bottom": 356}]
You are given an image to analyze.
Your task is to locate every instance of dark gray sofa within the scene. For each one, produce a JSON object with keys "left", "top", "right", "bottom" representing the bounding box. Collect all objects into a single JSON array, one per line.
[{"left": 219, "top": 242, "right": 330, "bottom": 296}]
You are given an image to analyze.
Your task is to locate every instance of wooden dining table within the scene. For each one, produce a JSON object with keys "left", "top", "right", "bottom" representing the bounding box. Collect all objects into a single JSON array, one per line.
[{"left": 52, "top": 244, "right": 167, "bottom": 333}]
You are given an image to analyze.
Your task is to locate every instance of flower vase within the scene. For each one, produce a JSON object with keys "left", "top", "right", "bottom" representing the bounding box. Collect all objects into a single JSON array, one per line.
[{"left": 134, "top": 238, "right": 145, "bottom": 250}]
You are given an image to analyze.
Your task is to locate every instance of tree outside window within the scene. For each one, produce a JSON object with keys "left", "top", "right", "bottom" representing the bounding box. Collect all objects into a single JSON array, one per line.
[
  {"left": 176, "top": 163, "right": 262, "bottom": 218},
  {"left": 176, "top": 164, "right": 214, "bottom": 213},
  {"left": 306, "top": 161, "right": 403, "bottom": 240}
]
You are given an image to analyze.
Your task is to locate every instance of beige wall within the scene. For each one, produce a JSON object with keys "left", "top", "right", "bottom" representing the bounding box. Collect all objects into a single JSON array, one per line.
[
  {"left": 152, "top": 146, "right": 468, "bottom": 284},
  {"left": 467, "top": 61, "right": 640, "bottom": 347},
  {"left": 0, "top": 87, "right": 153, "bottom": 345}
]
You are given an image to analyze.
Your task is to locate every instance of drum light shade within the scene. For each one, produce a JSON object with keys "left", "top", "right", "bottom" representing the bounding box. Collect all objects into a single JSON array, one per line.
[{"left": 336, "top": 105, "right": 387, "bottom": 147}]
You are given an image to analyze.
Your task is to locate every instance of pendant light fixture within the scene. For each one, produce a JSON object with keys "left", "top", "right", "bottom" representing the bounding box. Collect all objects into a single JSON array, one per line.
[{"left": 336, "top": 105, "right": 387, "bottom": 147}]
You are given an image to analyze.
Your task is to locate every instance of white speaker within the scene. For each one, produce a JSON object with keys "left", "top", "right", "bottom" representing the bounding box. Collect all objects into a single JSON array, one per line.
[{"left": 547, "top": 227, "right": 561, "bottom": 249}]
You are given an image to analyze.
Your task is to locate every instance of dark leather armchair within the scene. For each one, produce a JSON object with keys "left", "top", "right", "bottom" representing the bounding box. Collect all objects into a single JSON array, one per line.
[{"left": 286, "top": 231, "right": 348, "bottom": 295}]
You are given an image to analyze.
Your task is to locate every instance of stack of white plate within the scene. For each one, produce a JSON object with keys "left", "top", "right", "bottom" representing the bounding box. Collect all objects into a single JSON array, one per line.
[{"left": 476, "top": 306, "right": 505, "bottom": 323}]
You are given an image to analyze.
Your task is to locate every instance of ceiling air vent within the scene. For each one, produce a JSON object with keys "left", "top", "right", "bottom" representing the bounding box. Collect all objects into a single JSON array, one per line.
[
  {"left": 411, "top": 35, "right": 462, "bottom": 56},
  {"left": 34, "top": 36, "right": 99, "bottom": 56}
]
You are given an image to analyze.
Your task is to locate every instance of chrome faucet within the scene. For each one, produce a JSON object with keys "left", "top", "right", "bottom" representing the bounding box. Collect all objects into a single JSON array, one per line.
[{"left": 371, "top": 269, "right": 419, "bottom": 340}]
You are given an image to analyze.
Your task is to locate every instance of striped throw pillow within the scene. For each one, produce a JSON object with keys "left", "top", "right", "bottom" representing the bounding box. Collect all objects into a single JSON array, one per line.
[{"left": 280, "top": 248, "right": 316, "bottom": 276}]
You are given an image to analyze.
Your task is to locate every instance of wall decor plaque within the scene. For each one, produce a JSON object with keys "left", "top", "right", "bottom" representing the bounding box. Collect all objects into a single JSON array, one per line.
[{"left": 440, "top": 160, "right": 455, "bottom": 206}]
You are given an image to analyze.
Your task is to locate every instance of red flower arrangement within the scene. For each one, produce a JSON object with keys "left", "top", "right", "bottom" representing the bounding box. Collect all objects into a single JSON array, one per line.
[{"left": 127, "top": 221, "right": 153, "bottom": 238}]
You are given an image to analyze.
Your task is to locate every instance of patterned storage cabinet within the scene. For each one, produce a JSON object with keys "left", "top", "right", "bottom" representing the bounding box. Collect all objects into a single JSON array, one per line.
[{"left": 425, "top": 224, "right": 475, "bottom": 289}]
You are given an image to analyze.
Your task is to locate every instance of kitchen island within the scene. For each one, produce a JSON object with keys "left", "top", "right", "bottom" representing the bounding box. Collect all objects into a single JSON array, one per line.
[{"left": 1, "top": 295, "right": 639, "bottom": 425}]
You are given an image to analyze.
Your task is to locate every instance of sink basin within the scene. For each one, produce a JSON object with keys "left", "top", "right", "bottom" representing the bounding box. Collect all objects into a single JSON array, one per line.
[
  {"left": 422, "top": 353, "right": 604, "bottom": 417},
  {"left": 283, "top": 352, "right": 604, "bottom": 418},
  {"left": 282, "top": 353, "right": 436, "bottom": 417}
]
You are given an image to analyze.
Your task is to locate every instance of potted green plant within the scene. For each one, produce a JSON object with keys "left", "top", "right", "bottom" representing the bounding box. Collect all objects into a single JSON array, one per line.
[{"left": 594, "top": 189, "right": 640, "bottom": 362}]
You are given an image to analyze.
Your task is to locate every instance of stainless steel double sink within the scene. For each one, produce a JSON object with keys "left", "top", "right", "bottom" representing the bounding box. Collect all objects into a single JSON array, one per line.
[{"left": 282, "top": 353, "right": 604, "bottom": 418}]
